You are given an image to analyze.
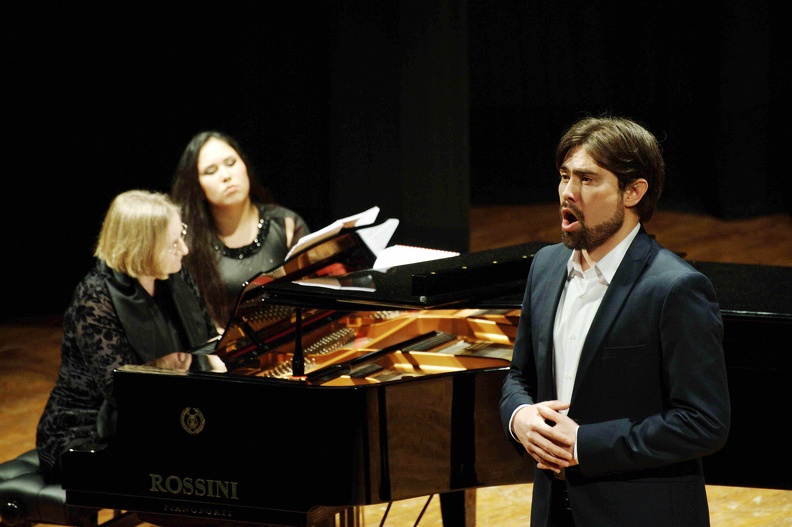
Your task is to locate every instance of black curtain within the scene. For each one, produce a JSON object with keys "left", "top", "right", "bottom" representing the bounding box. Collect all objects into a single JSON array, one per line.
[
  {"left": 4, "top": 0, "right": 789, "bottom": 321},
  {"left": 468, "top": 1, "right": 790, "bottom": 218}
]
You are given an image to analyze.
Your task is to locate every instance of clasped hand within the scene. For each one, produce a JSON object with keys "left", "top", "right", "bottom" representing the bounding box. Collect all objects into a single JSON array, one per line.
[{"left": 513, "top": 400, "right": 579, "bottom": 473}]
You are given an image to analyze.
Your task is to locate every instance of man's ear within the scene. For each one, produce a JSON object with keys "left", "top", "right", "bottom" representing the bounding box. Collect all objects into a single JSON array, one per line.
[{"left": 624, "top": 178, "right": 648, "bottom": 207}]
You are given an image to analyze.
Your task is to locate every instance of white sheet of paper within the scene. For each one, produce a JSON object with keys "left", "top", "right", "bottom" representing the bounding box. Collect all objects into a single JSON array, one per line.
[
  {"left": 285, "top": 206, "right": 380, "bottom": 260},
  {"left": 356, "top": 218, "right": 399, "bottom": 257},
  {"left": 373, "top": 245, "right": 459, "bottom": 269},
  {"left": 293, "top": 276, "right": 377, "bottom": 292}
]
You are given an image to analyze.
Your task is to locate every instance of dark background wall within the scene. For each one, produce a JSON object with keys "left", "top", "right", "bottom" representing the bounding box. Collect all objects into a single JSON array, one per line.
[{"left": 4, "top": 1, "right": 789, "bottom": 321}]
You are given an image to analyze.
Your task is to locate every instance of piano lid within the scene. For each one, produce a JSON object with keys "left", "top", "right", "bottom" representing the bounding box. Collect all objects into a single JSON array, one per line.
[
  {"left": 687, "top": 260, "right": 792, "bottom": 319},
  {"left": 244, "top": 241, "right": 552, "bottom": 312}
]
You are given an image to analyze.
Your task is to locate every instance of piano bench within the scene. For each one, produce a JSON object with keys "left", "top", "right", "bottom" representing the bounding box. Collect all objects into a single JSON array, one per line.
[{"left": 0, "top": 450, "right": 141, "bottom": 527}]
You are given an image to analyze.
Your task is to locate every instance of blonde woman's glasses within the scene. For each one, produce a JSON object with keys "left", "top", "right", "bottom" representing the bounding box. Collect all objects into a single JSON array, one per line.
[{"left": 169, "top": 223, "right": 188, "bottom": 254}]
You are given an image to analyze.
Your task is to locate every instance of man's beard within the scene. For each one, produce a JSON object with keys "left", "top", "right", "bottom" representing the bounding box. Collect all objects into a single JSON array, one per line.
[{"left": 561, "top": 200, "right": 625, "bottom": 252}]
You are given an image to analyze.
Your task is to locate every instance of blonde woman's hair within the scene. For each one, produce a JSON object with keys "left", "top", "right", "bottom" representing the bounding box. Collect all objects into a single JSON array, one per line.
[{"left": 94, "top": 190, "right": 181, "bottom": 279}]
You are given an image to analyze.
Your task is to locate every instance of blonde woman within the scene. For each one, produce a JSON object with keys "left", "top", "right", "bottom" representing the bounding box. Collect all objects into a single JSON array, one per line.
[{"left": 36, "top": 190, "right": 220, "bottom": 482}]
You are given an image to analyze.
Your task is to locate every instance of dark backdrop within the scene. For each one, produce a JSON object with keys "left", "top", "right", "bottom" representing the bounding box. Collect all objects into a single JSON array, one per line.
[
  {"left": 4, "top": 1, "right": 789, "bottom": 321},
  {"left": 468, "top": 1, "right": 790, "bottom": 215}
]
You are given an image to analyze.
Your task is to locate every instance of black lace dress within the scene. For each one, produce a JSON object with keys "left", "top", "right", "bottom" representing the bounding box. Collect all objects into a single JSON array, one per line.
[{"left": 35, "top": 260, "right": 217, "bottom": 482}]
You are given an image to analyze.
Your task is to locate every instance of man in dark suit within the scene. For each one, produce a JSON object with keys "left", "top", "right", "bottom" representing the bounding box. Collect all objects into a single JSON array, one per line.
[{"left": 500, "top": 115, "right": 730, "bottom": 526}]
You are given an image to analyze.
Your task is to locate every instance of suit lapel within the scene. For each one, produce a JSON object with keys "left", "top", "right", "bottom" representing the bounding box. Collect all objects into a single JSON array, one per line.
[
  {"left": 570, "top": 231, "right": 655, "bottom": 404},
  {"left": 534, "top": 247, "right": 572, "bottom": 400}
]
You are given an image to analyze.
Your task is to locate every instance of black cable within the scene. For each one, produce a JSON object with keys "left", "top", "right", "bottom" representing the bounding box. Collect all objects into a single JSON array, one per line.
[
  {"left": 413, "top": 495, "right": 434, "bottom": 527},
  {"left": 376, "top": 494, "right": 434, "bottom": 526},
  {"left": 378, "top": 501, "right": 392, "bottom": 527}
]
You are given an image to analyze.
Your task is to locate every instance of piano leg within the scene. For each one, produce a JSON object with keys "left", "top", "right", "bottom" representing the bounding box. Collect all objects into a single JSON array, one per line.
[{"left": 440, "top": 489, "right": 476, "bottom": 527}]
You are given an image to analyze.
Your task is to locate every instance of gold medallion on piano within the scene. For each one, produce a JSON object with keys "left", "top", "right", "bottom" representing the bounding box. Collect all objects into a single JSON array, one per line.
[{"left": 180, "top": 407, "right": 206, "bottom": 435}]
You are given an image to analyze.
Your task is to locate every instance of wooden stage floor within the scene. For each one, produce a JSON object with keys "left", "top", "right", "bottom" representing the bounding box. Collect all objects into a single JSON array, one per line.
[{"left": 2, "top": 203, "right": 791, "bottom": 526}]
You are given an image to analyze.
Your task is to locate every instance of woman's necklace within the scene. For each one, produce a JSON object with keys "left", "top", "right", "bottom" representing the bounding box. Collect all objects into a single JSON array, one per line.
[{"left": 213, "top": 209, "right": 271, "bottom": 259}]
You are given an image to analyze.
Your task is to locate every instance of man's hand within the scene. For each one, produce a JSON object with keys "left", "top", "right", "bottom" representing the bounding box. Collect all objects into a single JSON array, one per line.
[{"left": 512, "top": 401, "right": 578, "bottom": 473}]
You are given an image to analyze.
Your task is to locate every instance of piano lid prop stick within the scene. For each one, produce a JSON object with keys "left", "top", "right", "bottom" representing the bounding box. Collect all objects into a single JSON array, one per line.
[{"left": 290, "top": 307, "right": 307, "bottom": 379}]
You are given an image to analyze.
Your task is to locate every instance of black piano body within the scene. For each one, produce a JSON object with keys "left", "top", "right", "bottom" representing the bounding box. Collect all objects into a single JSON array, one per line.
[
  {"left": 685, "top": 260, "right": 792, "bottom": 489},
  {"left": 62, "top": 242, "right": 545, "bottom": 526},
  {"left": 61, "top": 242, "right": 792, "bottom": 526}
]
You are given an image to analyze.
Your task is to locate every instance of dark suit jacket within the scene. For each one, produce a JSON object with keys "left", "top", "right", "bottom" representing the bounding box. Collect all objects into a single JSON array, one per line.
[{"left": 500, "top": 230, "right": 730, "bottom": 527}]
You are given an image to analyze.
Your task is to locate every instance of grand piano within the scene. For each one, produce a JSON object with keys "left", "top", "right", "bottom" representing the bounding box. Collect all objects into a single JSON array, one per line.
[{"left": 60, "top": 228, "right": 792, "bottom": 526}]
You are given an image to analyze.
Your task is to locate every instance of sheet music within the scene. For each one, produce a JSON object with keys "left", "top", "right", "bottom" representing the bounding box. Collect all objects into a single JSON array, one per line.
[
  {"left": 357, "top": 218, "right": 399, "bottom": 256},
  {"left": 373, "top": 245, "right": 459, "bottom": 269},
  {"left": 293, "top": 276, "right": 377, "bottom": 292},
  {"left": 285, "top": 206, "right": 381, "bottom": 260}
]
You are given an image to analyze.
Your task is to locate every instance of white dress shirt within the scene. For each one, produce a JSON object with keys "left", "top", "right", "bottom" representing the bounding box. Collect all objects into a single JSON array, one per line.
[{"left": 553, "top": 223, "right": 641, "bottom": 410}]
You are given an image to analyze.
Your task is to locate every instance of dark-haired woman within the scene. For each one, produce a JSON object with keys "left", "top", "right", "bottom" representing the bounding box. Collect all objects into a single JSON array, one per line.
[{"left": 170, "top": 131, "right": 310, "bottom": 328}]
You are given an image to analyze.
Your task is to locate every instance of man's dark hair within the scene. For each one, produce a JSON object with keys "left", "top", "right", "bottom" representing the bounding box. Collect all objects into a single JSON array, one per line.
[{"left": 556, "top": 115, "right": 665, "bottom": 222}]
